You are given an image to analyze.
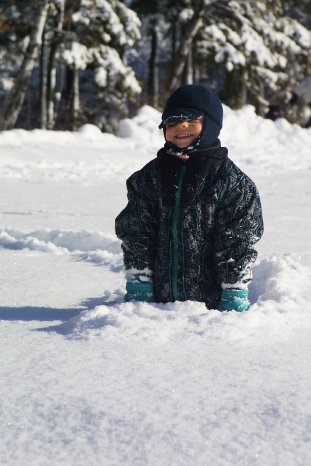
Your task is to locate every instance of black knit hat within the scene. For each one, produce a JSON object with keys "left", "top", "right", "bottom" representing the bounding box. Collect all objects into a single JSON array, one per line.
[{"left": 159, "top": 84, "right": 223, "bottom": 148}]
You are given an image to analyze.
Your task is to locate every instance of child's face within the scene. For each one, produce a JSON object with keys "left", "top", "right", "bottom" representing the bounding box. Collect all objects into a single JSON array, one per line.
[{"left": 165, "top": 115, "right": 204, "bottom": 148}]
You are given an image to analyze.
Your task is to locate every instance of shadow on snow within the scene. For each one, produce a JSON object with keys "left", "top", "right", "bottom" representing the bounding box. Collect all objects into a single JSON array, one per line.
[
  {"left": 0, "top": 306, "right": 83, "bottom": 322},
  {"left": 0, "top": 295, "right": 121, "bottom": 324}
]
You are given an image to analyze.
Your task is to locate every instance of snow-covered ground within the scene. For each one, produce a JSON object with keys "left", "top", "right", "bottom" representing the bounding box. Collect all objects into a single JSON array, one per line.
[{"left": 1, "top": 105, "right": 311, "bottom": 466}]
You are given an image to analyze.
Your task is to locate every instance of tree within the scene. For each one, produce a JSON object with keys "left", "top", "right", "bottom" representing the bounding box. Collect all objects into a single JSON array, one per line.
[
  {"left": 168, "top": 3, "right": 204, "bottom": 91},
  {"left": 1, "top": 0, "right": 310, "bottom": 129},
  {"left": 132, "top": 0, "right": 311, "bottom": 123},
  {"left": 1, "top": 0, "right": 50, "bottom": 131},
  {"left": 60, "top": 0, "right": 142, "bottom": 130},
  {"left": 40, "top": 0, "right": 65, "bottom": 129},
  {"left": 0, "top": 0, "right": 141, "bottom": 131},
  {"left": 131, "top": 0, "right": 202, "bottom": 106},
  {"left": 195, "top": 0, "right": 311, "bottom": 114}
]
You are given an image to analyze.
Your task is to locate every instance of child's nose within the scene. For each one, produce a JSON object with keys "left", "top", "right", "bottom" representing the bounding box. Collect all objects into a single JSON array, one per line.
[{"left": 180, "top": 120, "right": 189, "bottom": 127}]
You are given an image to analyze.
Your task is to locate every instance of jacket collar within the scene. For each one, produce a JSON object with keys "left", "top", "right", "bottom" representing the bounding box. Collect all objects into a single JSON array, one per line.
[{"left": 157, "top": 140, "right": 228, "bottom": 163}]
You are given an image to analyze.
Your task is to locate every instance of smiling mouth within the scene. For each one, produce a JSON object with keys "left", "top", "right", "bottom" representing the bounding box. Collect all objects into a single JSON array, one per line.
[{"left": 175, "top": 134, "right": 193, "bottom": 139}]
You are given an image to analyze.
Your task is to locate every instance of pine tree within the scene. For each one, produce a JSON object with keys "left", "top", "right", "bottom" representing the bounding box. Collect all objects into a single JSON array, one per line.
[
  {"left": 131, "top": 0, "right": 310, "bottom": 123},
  {"left": 0, "top": 0, "right": 141, "bottom": 131},
  {"left": 0, "top": 0, "right": 50, "bottom": 130},
  {"left": 195, "top": 0, "right": 311, "bottom": 115},
  {"left": 0, "top": 1, "right": 35, "bottom": 127},
  {"left": 131, "top": 0, "right": 202, "bottom": 107},
  {"left": 60, "top": 0, "right": 141, "bottom": 130}
]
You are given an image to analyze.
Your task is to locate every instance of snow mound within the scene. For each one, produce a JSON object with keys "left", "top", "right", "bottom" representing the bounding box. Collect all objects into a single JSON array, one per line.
[
  {"left": 0, "top": 125, "right": 123, "bottom": 147},
  {"left": 0, "top": 228, "right": 122, "bottom": 268},
  {"left": 222, "top": 105, "right": 311, "bottom": 172},
  {"left": 117, "top": 105, "right": 163, "bottom": 149},
  {"left": 251, "top": 254, "right": 310, "bottom": 306},
  {"left": 53, "top": 254, "right": 311, "bottom": 340},
  {"left": 77, "top": 123, "right": 103, "bottom": 139},
  {"left": 1, "top": 104, "right": 310, "bottom": 182},
  {"left": 117, "top": 104, "right": 311, "bottom": 173}
]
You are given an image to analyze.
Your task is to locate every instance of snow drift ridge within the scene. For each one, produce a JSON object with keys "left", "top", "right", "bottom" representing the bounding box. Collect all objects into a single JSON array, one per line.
[{"left": 0, "top": 228, "right": 122, "bottom": 268}]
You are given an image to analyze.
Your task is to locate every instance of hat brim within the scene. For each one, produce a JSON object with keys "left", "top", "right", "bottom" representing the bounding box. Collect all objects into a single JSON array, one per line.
[{"left": 159, "top": 108, "right": 203, "bottom": 129}]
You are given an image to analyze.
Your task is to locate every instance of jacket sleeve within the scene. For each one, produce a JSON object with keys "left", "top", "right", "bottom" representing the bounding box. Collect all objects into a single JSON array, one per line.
[
  {"left": 213, "top": 166, "right": 264, "bottom": 289},
  {"left": 115, "top": 165, "right": 159, "bottom": 274}
]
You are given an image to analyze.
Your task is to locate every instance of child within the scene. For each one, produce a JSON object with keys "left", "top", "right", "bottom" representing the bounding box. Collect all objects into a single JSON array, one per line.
[{"left": 115, "top": 85, "right": 264, "bottom": 311}]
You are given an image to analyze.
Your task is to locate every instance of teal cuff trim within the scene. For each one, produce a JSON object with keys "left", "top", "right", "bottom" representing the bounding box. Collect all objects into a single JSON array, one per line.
[
  {"left": 218, "top": 289, "right": 250, "bottom": 312},
  {"left": 125, "top": 281, "right": 154, "bottom": 302}
]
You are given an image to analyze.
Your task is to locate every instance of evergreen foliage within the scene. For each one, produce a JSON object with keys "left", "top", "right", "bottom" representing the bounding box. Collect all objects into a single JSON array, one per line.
[
  {"left": 0, "top": 0, "right": 310, "bottom": 130},
  {"left": 0, "top": 0, "right": 141, "bottom": 130},
  {"left": 196, "top": 0, "right": 311, "bottom": 113}
]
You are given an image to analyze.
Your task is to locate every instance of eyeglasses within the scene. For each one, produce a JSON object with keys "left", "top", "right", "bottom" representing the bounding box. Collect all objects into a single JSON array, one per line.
[{"left": 165, "top": 117, "right": 203, "bottom": 128}]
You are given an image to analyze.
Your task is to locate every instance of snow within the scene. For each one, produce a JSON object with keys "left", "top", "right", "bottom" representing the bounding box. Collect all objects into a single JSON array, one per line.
[
  {"left": 95, "top": 67, "right": 108, "bottom": 88},
  {"left": 179, "top": 8, "right": 194, "bottom": 22},
  {"left": 63, "top": 42, "right": 91, "bottom": 70},
  {"left": 1, "top": 104, "right": 311, "bottom": 466}
]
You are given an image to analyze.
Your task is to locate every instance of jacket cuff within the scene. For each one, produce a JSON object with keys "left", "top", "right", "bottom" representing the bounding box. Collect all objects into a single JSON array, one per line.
[
  {"left": 218, "top": 289, "right": 250, "bottom": 312},
  {"left": 125, "top": 281, "right": 154, "bottom": 302}
]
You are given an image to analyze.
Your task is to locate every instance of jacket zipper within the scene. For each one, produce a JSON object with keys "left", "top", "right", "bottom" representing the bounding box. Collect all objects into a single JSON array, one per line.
[{"left": 171, "top": 162, "right": 187, "bottom": 301}]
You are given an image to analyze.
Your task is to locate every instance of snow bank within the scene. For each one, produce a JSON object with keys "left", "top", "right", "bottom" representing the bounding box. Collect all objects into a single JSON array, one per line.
[
  {"left": 117, "top": 105, "right": 163, "bottom": 149},
  {"left": 52, "top": 254, "right": 311, "bottom": 340},
  {"left": 0, "top": 124, "right": 122, "bottom": 146},
  {"left": 0, "top": 228, "right": 122, "bottom": 268},
  {"left": 117, "top": 104, "right": 311, "bottom": 173},
  {"left": 1, "top": 104, "right": 310, "bottom": 182},
  {"left": 222, "top": 105, "right": 311, "bottom": 172}
]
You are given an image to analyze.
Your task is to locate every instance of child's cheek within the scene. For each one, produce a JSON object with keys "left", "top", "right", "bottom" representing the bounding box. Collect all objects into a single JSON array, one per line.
[{"left": 165, "top": 128, "right": 174, "bottom": 143}]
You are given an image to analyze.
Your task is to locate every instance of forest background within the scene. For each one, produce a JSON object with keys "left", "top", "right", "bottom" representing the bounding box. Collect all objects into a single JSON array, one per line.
[{"left": 0, "top": 0, "right": 310, "bottom": 133}]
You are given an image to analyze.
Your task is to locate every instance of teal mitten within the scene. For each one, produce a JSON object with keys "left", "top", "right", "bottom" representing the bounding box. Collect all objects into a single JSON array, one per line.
[
  {"left": 125, "top": 280, "right": 154, "bottom": 302},
  {"left": 218, "top": 289, "right": 250, "bottom": 312}
]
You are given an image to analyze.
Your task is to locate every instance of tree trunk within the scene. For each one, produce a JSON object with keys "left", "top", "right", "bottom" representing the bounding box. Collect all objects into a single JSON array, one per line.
[
  {"left": 1, "top": 0, "right": 50, "bottom": 130},
  {"left": 72, "top": 66, "right": 80, "bottom": 130},
  {"left": 65, "top": 65, "right": 80, "bottom": 131},
  {"left": 40, "top": 29, "right": 49, "bottom": 129},
  {"left": 47, "top": 0, "right": 65, "bottom": 129},
  {"left": 148, "top": 19, "right": 159, "bottom": 108},
  {"left": 184, "top": 44, "right": 194, "bottom": 85},
  {"left": 193, "top": 42, "right": 200, "bottom": 83},
  {"left": 171, "top": 16, "right": 177, "bottom": 64},
  {"left": 168, "top": 14, "right": 203, "bottom": 91},
  {"left": 47, "top": 65, "right": 56, "bottom": 128}
]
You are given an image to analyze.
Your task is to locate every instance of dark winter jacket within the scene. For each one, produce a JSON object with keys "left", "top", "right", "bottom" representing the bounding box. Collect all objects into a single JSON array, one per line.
[{"left": 115, "top": 143, "right": 263, "bottom": 308}]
